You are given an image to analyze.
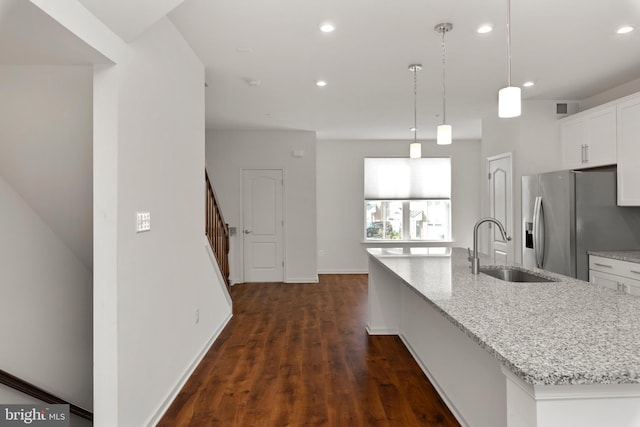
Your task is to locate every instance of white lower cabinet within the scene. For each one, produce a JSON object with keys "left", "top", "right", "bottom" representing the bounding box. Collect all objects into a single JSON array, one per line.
[
  {"left": 629, "top": 281, "right": 640, "bottom": 296},
  {"left": 590, "top": 270, "right": 622, "bottom": 292},
  {"left": 589, "top": 255, "right": 640, "bottom": 295},
  {"left": 590, "top": 269, "right": 640, "bottom": 295}
]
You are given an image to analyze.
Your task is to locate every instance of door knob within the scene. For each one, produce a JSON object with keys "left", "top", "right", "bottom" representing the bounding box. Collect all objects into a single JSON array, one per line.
[{"left": 243, "top": 229, "right": 252, "bottom": 234}]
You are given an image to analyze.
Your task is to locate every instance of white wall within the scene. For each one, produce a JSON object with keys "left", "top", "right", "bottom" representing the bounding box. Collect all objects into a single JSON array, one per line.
[
  {"left": 480, "top": 100, "right": 564, "bottom": 263},
  {"left": 206, "top": 130, "right": 318, "bottom": 283},
  {"left": 0, "top": 64, "right": 93, "bottom": 414},
  {"left": 317, "top": 139, "right": 482, "bottom": 273},
  {"left": 0, "top": 66, "right": 93, "bottom": 269},
  {"left": 0, "top": 176, "right": 93, "bottom": 410}
]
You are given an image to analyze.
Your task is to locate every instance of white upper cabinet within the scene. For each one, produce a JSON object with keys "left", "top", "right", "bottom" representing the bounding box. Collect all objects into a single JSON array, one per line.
[
  {"left": 617, "top": 94, "right": 640, "bottom": 206},
  {"left": 560, "top": 118, "right": 584, "bottom": 169},
  {"left": 560, "top": 105, "right": 617, "bottom": 170}
]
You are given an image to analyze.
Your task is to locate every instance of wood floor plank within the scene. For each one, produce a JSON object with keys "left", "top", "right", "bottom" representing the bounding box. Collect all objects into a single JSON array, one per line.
[{"left": 158, "top": 274, "right": 460, "bottom": 427}]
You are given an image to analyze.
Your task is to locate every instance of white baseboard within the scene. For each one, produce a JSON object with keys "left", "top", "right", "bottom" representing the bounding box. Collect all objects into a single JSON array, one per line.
[
  {"left": 145, "top": 312, "right": 232, "bottom": 427},
  {"left": 365, "top": 325, "right": 398, "bottom": 335},
  {"left": 285, "top": 276, "right": 319, "bottom": 283},
  {"left": 317, "top": 269, "right": 368, "bottom": 274}
]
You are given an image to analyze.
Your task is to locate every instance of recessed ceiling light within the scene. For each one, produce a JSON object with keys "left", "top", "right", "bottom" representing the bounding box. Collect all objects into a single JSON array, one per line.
[
  {"left": 320, "top": 23, "right": 335, "bottom": 33},
  {"left": 617, "top": 25, "right": 634, "bottom": 34},
  {"left": 477, "top": 24, "right": 493, "bottom": 34},
  {"left": 523, "top": 81, "right": 535, "bottom": 87},
  {"left": 316, "top": 80, "right": 327, "bottom": 87}
]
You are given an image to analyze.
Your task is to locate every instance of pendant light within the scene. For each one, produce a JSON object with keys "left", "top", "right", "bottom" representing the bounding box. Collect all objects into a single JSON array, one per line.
[
  {"left": 409, "top": 64, "right": 422, "bottom": 158},
  {"left": 435, "top": 23, "right": 453, "bottom": 145},
  {"left": 498, "top": 0, "right": 521, "bottom": 118}
]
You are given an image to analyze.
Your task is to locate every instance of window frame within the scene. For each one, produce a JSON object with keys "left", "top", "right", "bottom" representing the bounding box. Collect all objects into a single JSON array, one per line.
[{"left": 362, "top": 156, "right": 453, "bottom": 245}]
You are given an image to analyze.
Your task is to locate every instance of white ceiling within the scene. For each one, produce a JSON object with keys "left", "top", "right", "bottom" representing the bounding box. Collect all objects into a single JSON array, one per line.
[
  {"left": 168, "top": 0, "right": 640, "bottom": 140},
  {"left": 77, "top": 0, "right": 185, "bottom": 42}
]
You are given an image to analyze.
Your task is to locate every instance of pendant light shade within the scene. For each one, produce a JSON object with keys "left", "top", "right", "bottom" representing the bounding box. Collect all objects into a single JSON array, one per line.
[
  {"left": 408, "top": 64, "right": 422, "bottom": 158},
  {"left": 498, "top": 86, "right": 521, "bottom": 118},
  {"left": 498, "top": 0, "right": 521, "bottom": 118},
  {"left": 435, "top": 23, "right": 453, "bottom": 145},
  {"left": 436, "top": 124, "right": 452, "bottom": 145},
  {"left": 409, "top": 142, "right": 422, "bottom": 158}
]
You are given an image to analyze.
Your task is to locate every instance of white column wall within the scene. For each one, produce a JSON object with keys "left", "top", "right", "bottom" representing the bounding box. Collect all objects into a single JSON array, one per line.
[
  {"left": 27, "top": 2, "right": 234, "bottom": 424},
  {"left": 110, "top": 18, "right": 232, "bottom": 427}
]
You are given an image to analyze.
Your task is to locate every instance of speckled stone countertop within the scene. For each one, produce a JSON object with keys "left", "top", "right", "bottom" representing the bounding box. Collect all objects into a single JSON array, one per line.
[
  {"left": 588, "top": 250, "right": 640, "bottom": 264},
  {"left": 368, "top": 247, "right": 640, "bottom": 386}
]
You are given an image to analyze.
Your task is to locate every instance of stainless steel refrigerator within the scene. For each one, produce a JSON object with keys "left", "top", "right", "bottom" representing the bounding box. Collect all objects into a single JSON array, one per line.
[{"left": 522, "top": 168, "right": 640, "bottom": 280}]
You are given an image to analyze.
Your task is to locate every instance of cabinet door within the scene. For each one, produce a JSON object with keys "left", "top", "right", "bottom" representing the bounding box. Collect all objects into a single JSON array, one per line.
[
  {"left": 623, "top": 278, "right": 640, "bottom": 296},
  {"left": 617, "top": 95, "right": 640, "bottom": 205},
  {"left": 589, "top": 270, "right": 620, "bottom": 292},
  {"left": 589, "top": 255, "right": 621, "bottom": 275},
  {"left": 560, "top": 117, "right": 585, "bottom": 170},
  {"left": 560, "top": 105, "right": 616, "bottom": 170},
  {"left": 590, "top": 255, "right": 640, "bottom": 277},
  {"left": 585, "top": 107, "right": 616, "bottom": 167}
]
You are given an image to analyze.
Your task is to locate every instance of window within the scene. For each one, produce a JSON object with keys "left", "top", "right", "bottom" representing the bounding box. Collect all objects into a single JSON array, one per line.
[{"left": 364, "top": 157, "right": 451, "bottom": 241}]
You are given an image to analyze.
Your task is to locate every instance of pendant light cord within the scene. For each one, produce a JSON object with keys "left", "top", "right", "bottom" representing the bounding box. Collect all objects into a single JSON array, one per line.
[
  {"left": 413, "top": 66, "right": 418, "bottom": 142},
  {"left": 506, "top": 0, "right": 512, "bottom": 87},
  {"left": 441, "top": 27, "right": 447, "bottom": 125}
]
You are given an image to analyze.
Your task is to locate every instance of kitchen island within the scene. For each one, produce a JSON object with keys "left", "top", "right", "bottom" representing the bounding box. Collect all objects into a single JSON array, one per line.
[{"left": 367, "top": 247, "right": 640, "bottom": 427}]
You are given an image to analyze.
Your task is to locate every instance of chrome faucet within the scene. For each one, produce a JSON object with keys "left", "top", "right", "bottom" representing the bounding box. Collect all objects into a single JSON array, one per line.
[{"left": 469, "top": 217, "right": 511, "bottom": 274}]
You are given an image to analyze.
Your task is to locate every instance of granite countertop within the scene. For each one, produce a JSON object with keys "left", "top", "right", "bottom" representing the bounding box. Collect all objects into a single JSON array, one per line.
[
  {"left": 368, "top": 247, "right": 640, "bottom": 386},
  {"left": 588, "top": 250, "right": 640, "bottom": 264}
]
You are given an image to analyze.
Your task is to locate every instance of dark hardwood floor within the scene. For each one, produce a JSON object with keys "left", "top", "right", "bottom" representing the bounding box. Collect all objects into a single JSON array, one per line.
[{"left": 158, "top": 274, "right": 460, "bottom": 426}]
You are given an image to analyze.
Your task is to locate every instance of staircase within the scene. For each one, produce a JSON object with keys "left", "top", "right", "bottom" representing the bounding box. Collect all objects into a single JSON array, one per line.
[{"left": 205, "top": 169, "right": 230, "bottom": 288}]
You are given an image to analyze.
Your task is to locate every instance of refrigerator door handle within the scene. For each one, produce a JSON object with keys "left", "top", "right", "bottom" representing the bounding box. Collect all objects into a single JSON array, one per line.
[{"left": 533, "top": 196, "right": 545, "bottom": 268}]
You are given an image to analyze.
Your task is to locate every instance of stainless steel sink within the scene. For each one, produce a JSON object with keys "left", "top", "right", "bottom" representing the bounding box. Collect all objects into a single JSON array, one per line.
[{"left": 480, "top": 267, "right": 556, "bottom": 283}]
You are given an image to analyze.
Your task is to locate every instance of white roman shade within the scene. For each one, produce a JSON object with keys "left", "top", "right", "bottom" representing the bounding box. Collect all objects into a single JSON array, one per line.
[{"left": 364, "top": 157, "right": 451, "bottom": 200}]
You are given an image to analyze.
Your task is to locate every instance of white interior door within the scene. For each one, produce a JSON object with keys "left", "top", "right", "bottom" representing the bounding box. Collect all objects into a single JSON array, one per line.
[
  {"left": 488, "top": 153, "right": 513, "bottom": 264},
  {"left": 242, "top": 169, "right": 284, "bottom": 282}
]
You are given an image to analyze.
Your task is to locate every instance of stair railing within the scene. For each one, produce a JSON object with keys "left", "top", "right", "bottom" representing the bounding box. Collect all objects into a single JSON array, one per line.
[
  {"left": 205, "top": 169, "right": 230, "bottom": 288},
  {"left": 0, "top": 369, "right": 92, "bottom": 421}
]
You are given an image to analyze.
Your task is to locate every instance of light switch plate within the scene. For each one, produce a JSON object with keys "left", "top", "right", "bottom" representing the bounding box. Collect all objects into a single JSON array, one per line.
[{"left": 136, "top": 212, "right": 151, "bottom": 232}]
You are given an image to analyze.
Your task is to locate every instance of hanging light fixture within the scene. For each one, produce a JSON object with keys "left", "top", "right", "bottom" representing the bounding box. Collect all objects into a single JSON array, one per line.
[
  {"left": 408, "top": 64, "right": 422, "bottom": 158},
  {"left": 498, "top": 0, "right": 521, "bottom": 118},
  {"left": 435, "top": 22, "right": 453, "bottom": 145}
]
